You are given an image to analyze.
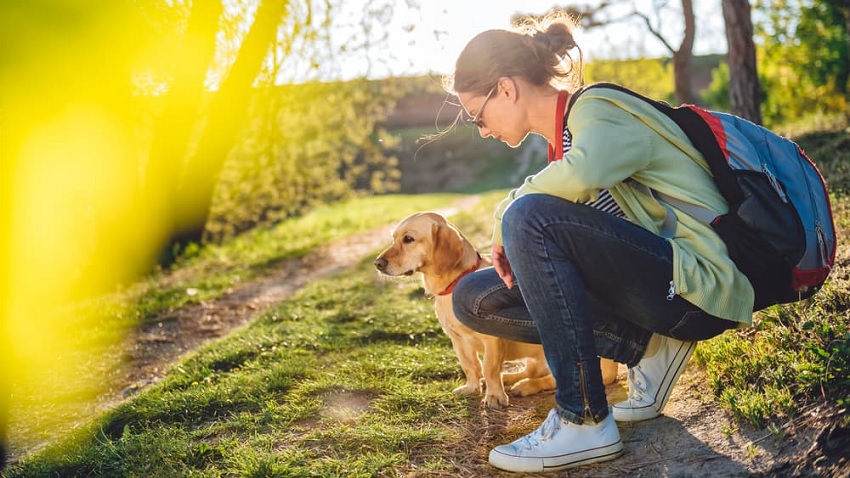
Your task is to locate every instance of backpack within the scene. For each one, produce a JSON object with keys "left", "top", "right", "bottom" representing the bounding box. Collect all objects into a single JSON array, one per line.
[{"left": 571, "top": 83, "right": 837, "bottom": 311}]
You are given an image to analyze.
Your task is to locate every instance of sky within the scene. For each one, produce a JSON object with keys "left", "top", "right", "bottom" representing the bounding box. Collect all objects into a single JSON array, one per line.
[{"left": 331, "top": 0, "right": 729, "bottom": 80}]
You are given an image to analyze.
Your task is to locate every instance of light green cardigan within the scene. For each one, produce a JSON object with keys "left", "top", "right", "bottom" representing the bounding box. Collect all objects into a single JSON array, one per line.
[{"left": 492, "top": 87, "right": 755, "bottom": 326}]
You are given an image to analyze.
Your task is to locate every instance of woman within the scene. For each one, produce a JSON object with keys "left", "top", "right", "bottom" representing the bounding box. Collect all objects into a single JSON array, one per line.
[{"left": 446, "top": 12, "right": 754, "bottom": 474}]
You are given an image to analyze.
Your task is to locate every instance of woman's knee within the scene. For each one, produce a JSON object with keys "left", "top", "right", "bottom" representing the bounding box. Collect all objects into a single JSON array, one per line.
[
  {"left": 452, "top": 275, "right": 473, "bottom": 323},
  {"left": 451, "top": 273, "right": 479, "bottom": 325},
  {"left": 502, "top": 195, "right": 586, "bottom": 254},
  {"left": 452, "top": 268, "right": 516, "bottom": 327}
]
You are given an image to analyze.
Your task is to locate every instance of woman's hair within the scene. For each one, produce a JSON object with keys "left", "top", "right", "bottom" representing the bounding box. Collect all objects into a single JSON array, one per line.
[{"left": 444, "top": 10, "right": 583, "bottom": 96}]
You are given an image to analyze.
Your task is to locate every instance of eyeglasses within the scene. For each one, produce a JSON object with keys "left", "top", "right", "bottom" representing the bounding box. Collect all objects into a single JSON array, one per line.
[{"left": 466, "top": 84, "right": 497, "bottom": 128}]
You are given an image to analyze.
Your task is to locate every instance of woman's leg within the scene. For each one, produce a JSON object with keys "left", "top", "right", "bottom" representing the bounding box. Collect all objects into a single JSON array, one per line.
[
  {"left": 499, "top": 194, "right": 731, "bottom": 424},
  {"left": 453, "top": 267, "right": 653, "bottom": 367}
]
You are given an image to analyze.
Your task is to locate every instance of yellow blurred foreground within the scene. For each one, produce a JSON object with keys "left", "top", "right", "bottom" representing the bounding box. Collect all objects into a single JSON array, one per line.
[{"left": 0, "top": 0, "right": 258, "bottom": 460}]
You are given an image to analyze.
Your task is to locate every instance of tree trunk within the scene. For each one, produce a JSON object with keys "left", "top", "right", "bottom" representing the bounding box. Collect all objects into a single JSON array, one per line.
[
  {"left": 674, "top": 0, "right": 697, "bottom": 105},
  {"left": 167, "top": 0, "right": 289, "bottom": 255},
  {"left": 722, "top": 0, "right": 763, "bottom": 124},
  {"left": 636, "top": 0, "right": 697, "bottom": 105},
  {"left": 146, "top": 0, "right": 222, "bottom": 265}
]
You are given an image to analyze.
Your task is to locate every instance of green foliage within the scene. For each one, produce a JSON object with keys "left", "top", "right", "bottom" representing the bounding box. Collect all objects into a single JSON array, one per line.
[
  {"left": 754, "top": 0, "right": 849, "bottom": 126},
  {"left": 206, "top": 78, "right": 410, "bottom": 242},
  {"left": 701, "top": 61, "right": 731, "bottom": 111},
  {"left": 585, "top": 58, "right": 675, "bottom": 103}
]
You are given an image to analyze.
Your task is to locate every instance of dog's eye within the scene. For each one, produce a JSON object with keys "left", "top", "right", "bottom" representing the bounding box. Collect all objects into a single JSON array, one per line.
[{"left": 402, "top": 235, "right": 414, "bottom": 244}]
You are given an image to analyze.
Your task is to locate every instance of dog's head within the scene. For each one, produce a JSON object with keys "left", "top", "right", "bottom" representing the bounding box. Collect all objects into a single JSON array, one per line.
[{"left": 374, "top": 212, "right": 466, "bottom": 278}]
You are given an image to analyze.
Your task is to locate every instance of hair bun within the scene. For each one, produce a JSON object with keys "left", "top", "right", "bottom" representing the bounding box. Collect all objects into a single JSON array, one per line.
[
  {"left": 543, "top": 23, "right": 576, "bottom": 55},
  {"left": 532, "top": 30, "right": 552, "bottom": 49}
]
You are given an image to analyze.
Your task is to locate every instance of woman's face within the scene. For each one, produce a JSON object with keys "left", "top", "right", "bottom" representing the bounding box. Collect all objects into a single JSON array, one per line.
[{"left": 459, "top": 81, "right": 526, "bottom": 148}]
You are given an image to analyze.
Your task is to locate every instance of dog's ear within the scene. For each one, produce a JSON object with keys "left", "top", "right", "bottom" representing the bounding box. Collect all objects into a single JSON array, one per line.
[{"left": 432, "top": 222, "right": 465, "bottom": 275}]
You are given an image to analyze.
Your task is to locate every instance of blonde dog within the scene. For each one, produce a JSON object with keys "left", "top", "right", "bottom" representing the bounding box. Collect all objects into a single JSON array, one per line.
[{"left": 374, "top": 212, "right": 618, "bottom": 409}]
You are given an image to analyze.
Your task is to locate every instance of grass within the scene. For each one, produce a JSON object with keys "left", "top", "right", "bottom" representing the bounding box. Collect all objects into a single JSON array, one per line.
[
  {"left": 3, "top": 192, "right": 467, "bottom": 465},
  {"left": 125, "top": 193, "right": 466, "bottom": 325},
  {"left": 4, "top": 121, "right": 849, "bottom": 475},
  {"left": 5, "top": 191, "right": 508, "bottom": 477}
]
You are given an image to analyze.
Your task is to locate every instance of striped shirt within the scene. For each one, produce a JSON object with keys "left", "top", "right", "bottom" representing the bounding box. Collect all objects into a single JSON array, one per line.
[{"left": 562, "top": 127, "right": 625, "bottom": 217}]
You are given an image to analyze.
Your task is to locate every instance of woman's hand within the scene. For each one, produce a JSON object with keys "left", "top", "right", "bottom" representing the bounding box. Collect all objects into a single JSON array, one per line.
[{"left": 491, "top": 244, "right": 514, "bottom": 289}]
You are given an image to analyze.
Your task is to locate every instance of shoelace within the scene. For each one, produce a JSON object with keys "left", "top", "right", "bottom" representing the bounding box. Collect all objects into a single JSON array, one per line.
[
  {"left": 519, "top": 409, "right": 563, "bottom": 449},
  {"left": 627, "top": 366, "right": 648, "bottom": 401}
]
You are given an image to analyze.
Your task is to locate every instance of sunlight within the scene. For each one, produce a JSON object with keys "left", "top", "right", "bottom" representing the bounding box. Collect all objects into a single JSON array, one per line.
[{"left": 0, "top": 0, "right": 211, "bottom": 455}]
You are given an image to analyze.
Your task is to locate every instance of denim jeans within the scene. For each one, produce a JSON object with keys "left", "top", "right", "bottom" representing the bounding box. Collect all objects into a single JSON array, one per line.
[{"left": 452, "top": 194, "right": 732, "bottom": 424}]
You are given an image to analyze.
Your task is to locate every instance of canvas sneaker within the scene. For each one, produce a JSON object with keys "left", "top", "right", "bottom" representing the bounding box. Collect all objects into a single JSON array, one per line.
[
  {"left": 488, "top": 408, "right": 623, "bottom": 473},
  {"left": 612, "top": 333, "right": 696, "bottom": 422}
]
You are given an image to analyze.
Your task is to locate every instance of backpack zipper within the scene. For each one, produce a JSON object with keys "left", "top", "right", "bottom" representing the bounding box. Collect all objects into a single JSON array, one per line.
[
  {"left": 816, "top": 222, "right": 829, "bottom": 267},
  {"left": 763, "top": 165, "right": 789, "bottom": 203}
]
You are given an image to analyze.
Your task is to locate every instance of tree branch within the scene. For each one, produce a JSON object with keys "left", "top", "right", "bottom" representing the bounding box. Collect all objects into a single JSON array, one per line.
[{"left": 633, "top": 9, "right": 676, "bottom": 54}]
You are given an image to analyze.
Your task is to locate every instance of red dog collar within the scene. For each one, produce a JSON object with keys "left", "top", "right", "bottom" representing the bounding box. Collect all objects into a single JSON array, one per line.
[{"left": 437, "top": 255, "right": 482, "bottom": 296}]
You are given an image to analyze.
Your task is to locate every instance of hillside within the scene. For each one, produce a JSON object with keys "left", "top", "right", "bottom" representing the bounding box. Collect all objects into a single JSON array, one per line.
[{"left": 385, "top": 54, "right": 725, "bottom": 194}]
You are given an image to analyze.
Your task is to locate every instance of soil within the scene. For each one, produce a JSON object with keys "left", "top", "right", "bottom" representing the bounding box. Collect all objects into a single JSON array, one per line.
[{"left": 5, "top": 196, "right": 849, "bottom": 477}]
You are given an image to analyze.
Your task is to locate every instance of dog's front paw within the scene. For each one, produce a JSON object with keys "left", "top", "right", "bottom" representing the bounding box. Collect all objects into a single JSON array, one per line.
[
  {"left": 453, "top": 383, "right": 480, "bottom": 395},
  {"left": 483, "top": 392, "right": 510, "bottom": 409}
]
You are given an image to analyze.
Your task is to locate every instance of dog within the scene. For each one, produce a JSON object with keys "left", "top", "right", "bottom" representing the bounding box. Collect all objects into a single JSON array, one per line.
[{"left": 374, "top": 212, "right": 618, "bottom": 408}]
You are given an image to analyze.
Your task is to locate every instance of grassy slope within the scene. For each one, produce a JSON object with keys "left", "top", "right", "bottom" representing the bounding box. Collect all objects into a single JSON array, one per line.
[
  {"left": 3, "top": 191, "right": 508, "bottom": 477},
  {"left": 4, "top": 124, "right": 849, "bottom": 476}
]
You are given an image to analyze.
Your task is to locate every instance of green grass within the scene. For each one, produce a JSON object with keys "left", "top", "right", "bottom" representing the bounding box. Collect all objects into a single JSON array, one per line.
[
  {"left": 5, "top": 121, "right": 850, "bottom": 474},
  {"left": 2, "top": 192, "right": 468, "bottom": 467},
  {"left": 693, "top": 207, "right": 850, "bottom": 427},
  {"left": 5, "top": 197, "right": 509, "bottom": 477},
  {"left": 109, "top": 193, "right": 465, "bottom": 326}
]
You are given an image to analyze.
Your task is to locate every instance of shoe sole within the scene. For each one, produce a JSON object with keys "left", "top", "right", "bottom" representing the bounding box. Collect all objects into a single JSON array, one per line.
[
  {"left": 489, "top": 440, "right": 624, "bottom": 473},
  {"left": 613, "top": 340, "right": 696, "bottom": 422}
]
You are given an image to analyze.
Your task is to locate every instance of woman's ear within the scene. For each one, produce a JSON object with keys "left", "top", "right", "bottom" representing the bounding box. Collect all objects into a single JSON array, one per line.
[{"left": 499, "top": 76, "right": 519, "bottom": 102}]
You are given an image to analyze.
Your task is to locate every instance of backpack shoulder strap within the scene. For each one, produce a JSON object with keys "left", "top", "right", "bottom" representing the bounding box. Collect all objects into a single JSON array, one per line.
[{"left": 569, "top": 83, "right": 727, "bottom": 236}]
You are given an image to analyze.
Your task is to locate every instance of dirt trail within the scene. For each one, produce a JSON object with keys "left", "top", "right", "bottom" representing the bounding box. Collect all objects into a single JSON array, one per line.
[
  {"left": 6, "top": 195, "right": 848, "bottom": 476},
  {"left": 114, "top": 196, "right": 483, "bottom": 402},
  {"left": 478, "top": 368, "right": 847, "bottom": 477}
]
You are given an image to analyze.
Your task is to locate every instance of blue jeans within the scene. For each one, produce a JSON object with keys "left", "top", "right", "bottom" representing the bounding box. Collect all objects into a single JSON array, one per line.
[{"left": 452, "top": 194, "right": 732, "bottom": 424}]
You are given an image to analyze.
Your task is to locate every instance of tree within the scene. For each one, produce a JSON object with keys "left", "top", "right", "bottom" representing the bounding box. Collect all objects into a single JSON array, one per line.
[
  {"left": 165, "top": 0, "right": 289, "bottom": 253},
  {"left": 142, "top": 0, "right": 416, "bottom": 259},
  {"left": 634, "top": 0, "right": 698, "bottom": 104},
  {"left": 722, "top": 0, "right": 762, "bottom": 124},
  {"left": 542, "top": 1, "right": 699, "bottom": 105},
  {"left": 0, "top": 0, "right": 416, "bottom": 456}
]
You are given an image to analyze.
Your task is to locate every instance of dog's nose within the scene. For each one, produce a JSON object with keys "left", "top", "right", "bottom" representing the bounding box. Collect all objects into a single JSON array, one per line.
[{"left": 374, "top": 257, "right": 387, "bottom": 272}]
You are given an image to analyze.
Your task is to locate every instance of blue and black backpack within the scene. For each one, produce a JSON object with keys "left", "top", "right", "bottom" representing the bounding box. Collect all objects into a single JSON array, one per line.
[{"left": 571, "top": 83, "right": 837, "bottom": 311}]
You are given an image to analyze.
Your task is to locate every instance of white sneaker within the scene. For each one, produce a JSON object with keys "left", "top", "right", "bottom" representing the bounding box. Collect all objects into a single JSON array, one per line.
[
  {"left": 488, "top": 408, "right": 623, "bottom": 473},
  {"left": 612, "top": 334, "right": 696, "bottom": 422}
]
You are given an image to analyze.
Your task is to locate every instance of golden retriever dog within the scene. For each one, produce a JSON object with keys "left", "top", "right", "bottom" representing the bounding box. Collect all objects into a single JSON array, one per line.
[{"left": 374, "top": 212, "right": 618, "bottom": 409}]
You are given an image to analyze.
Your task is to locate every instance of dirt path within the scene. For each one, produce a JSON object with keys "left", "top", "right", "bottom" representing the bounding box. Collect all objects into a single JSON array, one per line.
[
  {"left": 476, "top": 368, "right": 847, "bottom": 477},
  {"left": 113, "top": 196, "right": 483, "bottom": 403},
  {"left": 6, "top": 195, "right": 848, "bottom": 476}
]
